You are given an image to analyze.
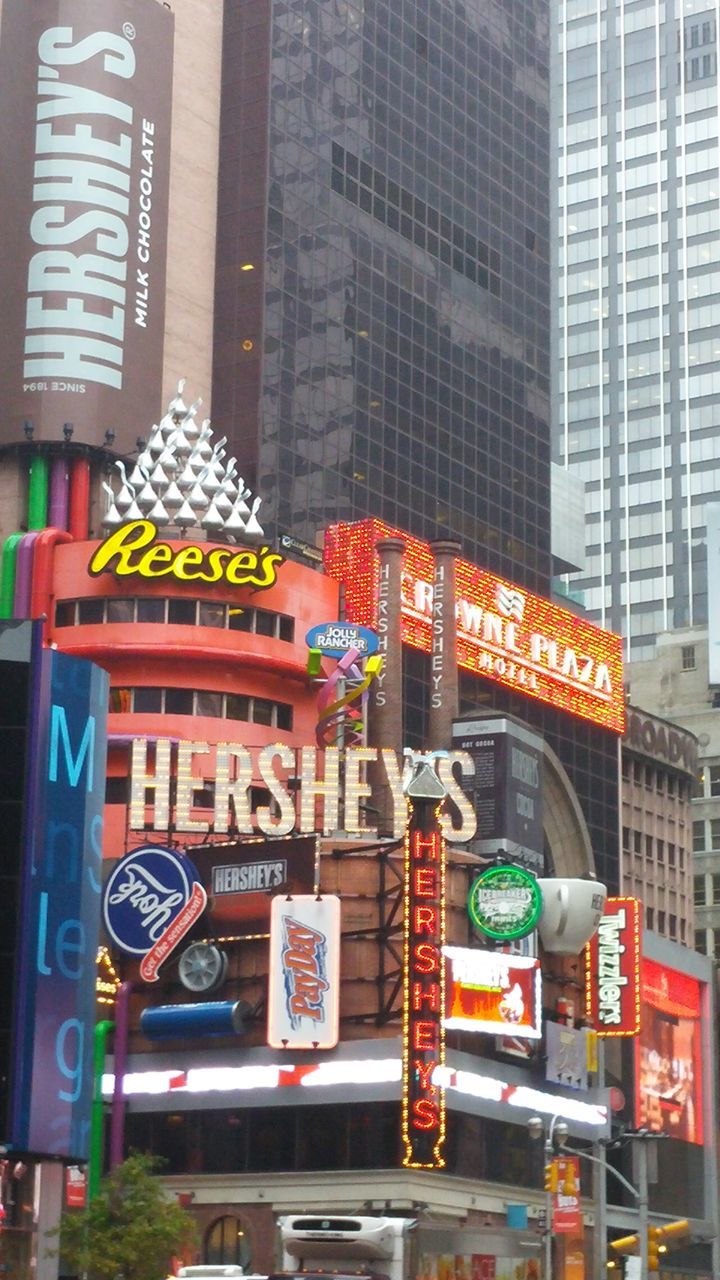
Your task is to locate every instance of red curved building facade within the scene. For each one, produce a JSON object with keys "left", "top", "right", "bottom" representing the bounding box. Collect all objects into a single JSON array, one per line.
[{"left": 47, "top": 533, "right": 338, "bottom": 858}]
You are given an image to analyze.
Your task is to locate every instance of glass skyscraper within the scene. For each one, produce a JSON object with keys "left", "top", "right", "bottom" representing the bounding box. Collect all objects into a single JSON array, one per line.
[
  {"left": 213, "top": 0, "right": 552, "bottom": 594},
  {"left": 555, "top": 0, "right": 720, "bottom": 659}
]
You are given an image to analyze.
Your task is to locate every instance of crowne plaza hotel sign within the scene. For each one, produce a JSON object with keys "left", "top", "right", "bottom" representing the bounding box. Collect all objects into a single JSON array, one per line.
[{"left": 325, "top": 520, "right": 625, "bottom": 734}]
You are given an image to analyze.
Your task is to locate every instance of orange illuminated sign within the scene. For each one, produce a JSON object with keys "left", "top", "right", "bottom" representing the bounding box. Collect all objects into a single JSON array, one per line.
[
  {"left": 324, "top": 520, "right": 625, "bottom": 734},
  {"left": 89, "top": 520, "right": 283, "bottom": 590}
]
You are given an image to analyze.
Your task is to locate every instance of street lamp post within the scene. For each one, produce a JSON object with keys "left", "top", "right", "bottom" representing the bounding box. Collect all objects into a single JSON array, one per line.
[
  {"left": 558, "top": 1129, "right": 662, "bottom": 1280},
  {"left": 528, "top": 1114, "right": 569, "bottom": 1280}
]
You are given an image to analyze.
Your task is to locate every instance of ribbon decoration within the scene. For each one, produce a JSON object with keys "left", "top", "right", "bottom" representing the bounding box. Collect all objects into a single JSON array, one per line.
[
  {"left": 315, "top": 647, "right": 383, "bottom": 746},
  {"left": 139, "top": 882, "right": 208, "bottom": 982}
]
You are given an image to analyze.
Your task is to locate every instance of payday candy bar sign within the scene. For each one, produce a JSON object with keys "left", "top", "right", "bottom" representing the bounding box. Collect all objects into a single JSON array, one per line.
[{"left": 267, "top": 895, "right": 341, "bottom": 1049}]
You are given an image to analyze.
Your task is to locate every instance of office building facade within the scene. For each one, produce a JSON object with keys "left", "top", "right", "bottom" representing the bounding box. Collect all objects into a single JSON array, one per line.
[
  {"left": 214, "top": 0, "right": 553, "bottom": 593},
  {"left": 554, "top": 0, "right": 720, "bottom": 658}
]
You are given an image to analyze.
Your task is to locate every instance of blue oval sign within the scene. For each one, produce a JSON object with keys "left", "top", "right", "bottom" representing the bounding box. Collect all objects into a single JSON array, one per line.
[
  {"left": 305, "top": 621, "right": 379, "bottom": 658},
  {"left": 103, "top": 845, "right": 201, "bottom": 957}
]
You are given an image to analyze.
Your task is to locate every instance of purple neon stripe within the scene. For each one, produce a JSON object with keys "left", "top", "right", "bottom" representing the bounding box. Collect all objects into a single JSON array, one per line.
[
  {"left": 10, "top": 623, "right": 47, "bottom": 1145},
  {"left": 13, "top": 532, "right": 39, "bottom": 619},
  {"left": 48, "top": 456, "right": 70, "bottom": 530}
]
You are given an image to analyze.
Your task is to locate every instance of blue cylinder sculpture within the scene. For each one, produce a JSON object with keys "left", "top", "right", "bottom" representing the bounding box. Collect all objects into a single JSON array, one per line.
[{"left": 140, "top": 1000, "right": 249, "bottom": 1040}]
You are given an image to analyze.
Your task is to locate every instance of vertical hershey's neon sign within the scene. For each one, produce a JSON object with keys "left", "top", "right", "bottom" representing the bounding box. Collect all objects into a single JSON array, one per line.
[{"left": 402, "top": 801, "right": 446, "bottom": 1168}]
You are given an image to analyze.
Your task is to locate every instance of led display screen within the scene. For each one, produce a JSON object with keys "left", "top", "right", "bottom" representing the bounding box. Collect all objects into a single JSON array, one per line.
[{"left": 634, "top": 958, "right": 704, "bottom": 1146}]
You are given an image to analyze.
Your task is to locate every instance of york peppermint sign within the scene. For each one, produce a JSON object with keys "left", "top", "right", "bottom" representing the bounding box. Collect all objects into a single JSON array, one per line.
[
  {"left": 0, "top": 0, "right": 173, "bottom": 452},
  {"left": 103, "top": 845, "right": 206, "bottom": 982}
]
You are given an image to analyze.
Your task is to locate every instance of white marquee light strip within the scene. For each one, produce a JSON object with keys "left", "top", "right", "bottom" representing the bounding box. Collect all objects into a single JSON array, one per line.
[{"left": 101, "top": 1060, "right": 607, "bottom": 1128}]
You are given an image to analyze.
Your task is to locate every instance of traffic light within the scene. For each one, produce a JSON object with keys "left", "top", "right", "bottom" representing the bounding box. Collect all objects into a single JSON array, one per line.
[
  {"left": 609, "top": 1233, "right": 639, "bottom": 1256},
  {"left": 610, "top": 1220, "right": 691, "bottom": 1266},
  {"left": 544, "top": 1160, "right": 559, "bottom": 1193},
  {"left": 659, "top": 1219, "right": 690, "bottom": 1243},
  {"left": 647, "top": 1225, "right": 661, "bottom": 1272},
  {"left": 562, "top": 1162, "right": 578, "bottom": 1196}
]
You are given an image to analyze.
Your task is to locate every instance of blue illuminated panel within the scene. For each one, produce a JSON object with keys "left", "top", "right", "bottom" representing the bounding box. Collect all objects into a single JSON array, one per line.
[{"left": 9, "top": 638, "right": 108, "bottom": 1160}]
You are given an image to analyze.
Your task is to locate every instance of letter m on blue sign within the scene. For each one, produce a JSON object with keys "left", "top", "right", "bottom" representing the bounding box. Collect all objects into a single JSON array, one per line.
[{"left": 48, "top": 705, "right": 95, "bottom": 790}]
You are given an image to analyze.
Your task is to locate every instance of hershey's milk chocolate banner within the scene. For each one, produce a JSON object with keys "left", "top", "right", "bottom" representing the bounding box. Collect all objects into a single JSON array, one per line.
[{"left": 0, "top": 0, "right": 174, "bottom": 451}]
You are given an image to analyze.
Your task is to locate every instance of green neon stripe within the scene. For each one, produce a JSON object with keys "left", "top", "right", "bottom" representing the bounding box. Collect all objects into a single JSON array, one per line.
[
  {"left": 89, "top": 1019, "right": 114, "bottom": 1201},
  {"left": 27, "top": 455, "right": 49, "bottom": 530},
  {"left": 0, "top": 534, "right": 22, "bottom": 619}
]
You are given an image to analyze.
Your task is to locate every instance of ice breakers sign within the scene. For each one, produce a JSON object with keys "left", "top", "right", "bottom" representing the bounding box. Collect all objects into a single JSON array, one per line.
[
  {"left": 24, "top": 26, "right": 138, "bottom": 390},
  {"left": 103, "top": 845, "right": 207, "bottom": 982}
]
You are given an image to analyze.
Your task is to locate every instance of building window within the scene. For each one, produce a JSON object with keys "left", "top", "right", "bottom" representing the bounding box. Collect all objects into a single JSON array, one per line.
[
  {"left": 55, "top": 600, "right": 75, "bottom": 626},
  {"left": 633, "top": 830, "right": 642, "bottom": 854},
  {"left": 656, "top": 839, "right": 665, "bottom": 864},
  {"left": 645, "top": 835, "right": 654, "bottom": 859},
  {"left": 709, "top": 765, "right": 720, "bottom": 796},
  {"left": 667, "top": 842, "right": 675, "bottom": 868},
  {"left": 225, "top": 693, "right": 251, "bottom": 722},
  {"left": 694, "top": 875, "right": 706, "bottom": 905},
  {"left": 681, "top": 645, "right": 696, "bottom": 671},
  {"left": 109, "top": 686, "right": 295, "bottom": 731},
  {"left": 657, "top": 910, "right": 666, "bottom": 933},
  {"left": 712, "top": 874, "right": 720, "bottom": 904},
  {"left": 137, "top": 597, "right": 166, "bottom": 622},
  {"left": 55, "top": 596, "right": 295, "bottom": 642},
  {"left": 165, "top": 688, "right": 194, "bottom": 716},
  {"left": 196, "top": 691, "right": 223, "bottom": 717},
  {"left": 167, "top": 598, "right": 196, "bottom": 625},
  {"left": 198, "top": 601, "right": 227, "bottom": 628},
  {"left": 109, "top": 688, "right": 132, "bottom": 714},
  {"left": 646, "top": 907, "right": 654, "bottom": 929},
  {"left": 695, "top": 929, "right": 707, "bottom": 955},
  {"left": 133, "top": 687, "right": 163, "bottom": 714},
  {"left": 106, "top": 597, "right": 134, "bottom": 622},
  {"left": 693, "top": 820, "right": 705, "bottom": 852},
  {"left": 713, "top": 928, "right": 720, "bottom": 958},
  {"left": 77, "top": 598, "right": 104, "bottom": 625},
  {"left": 711, "top": 818, "right": 720, "bottom": 849}
]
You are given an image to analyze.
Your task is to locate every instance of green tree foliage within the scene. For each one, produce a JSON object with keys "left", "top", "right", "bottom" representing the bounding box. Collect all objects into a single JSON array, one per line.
[{"left": 55, "top": 1153, "right": 197, "bottom": 1280}]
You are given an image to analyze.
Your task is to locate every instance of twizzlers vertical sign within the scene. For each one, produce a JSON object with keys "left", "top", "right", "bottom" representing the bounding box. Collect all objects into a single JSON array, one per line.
[
  {"left": 402, "top": 796, "right": 446, "bottom": 1169},
  {"left": 0, "top": 0, "right": 173, "bottom": 452},
  {"left": 585, "top": 897, "right": 641, "bottom": 1037}
]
